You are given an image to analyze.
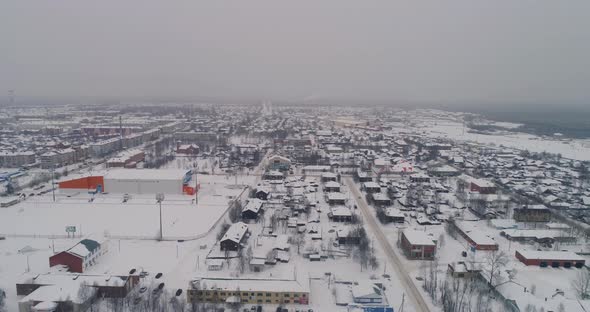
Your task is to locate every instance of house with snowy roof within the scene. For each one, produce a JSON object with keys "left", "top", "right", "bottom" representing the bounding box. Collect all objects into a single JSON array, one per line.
[
  {"left": 49, "top": 238, "right": 104, "bottom": 273},
  {"left": 351, "top": 282, "right": 383, "bottom": 304},
  {"left": 219, "top": 222, "right": 249, "bottom": 251},
  {"left": 241, "top": 199, "right": 264, "bottom": 221}
]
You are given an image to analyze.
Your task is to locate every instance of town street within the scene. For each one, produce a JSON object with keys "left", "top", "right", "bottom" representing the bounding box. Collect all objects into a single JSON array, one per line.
[{"left": 345, "top": 177, "right": 431, "bottom": 312}]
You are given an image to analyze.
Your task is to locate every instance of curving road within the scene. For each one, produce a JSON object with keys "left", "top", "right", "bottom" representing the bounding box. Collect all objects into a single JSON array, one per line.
[{"left": 345, "top": 177, "right": 431, "bottom": 312}]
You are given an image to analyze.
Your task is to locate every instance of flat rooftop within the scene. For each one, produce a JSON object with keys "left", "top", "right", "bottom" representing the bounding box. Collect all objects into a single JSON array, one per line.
[
  {"left": 104, "top": 168, "right": 190, "bottom": 180},
  {"left": 517, "top": 250, "right": 585, "bottom": 261}
]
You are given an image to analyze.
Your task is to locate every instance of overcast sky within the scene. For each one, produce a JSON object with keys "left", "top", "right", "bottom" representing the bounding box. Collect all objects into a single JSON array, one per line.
[{"left": 1, "top": 0, "right": 589, "bottom": 106}]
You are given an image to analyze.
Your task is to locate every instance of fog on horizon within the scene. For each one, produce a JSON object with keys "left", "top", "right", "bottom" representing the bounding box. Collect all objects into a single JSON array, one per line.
[{"left": 1, "top": 0, "right": 589, "bottom": 106}]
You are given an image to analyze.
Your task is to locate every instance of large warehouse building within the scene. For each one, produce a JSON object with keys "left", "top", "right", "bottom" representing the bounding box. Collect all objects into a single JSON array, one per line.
[{"left": 58, "top": 169, "right": 196, "bottom": 195}]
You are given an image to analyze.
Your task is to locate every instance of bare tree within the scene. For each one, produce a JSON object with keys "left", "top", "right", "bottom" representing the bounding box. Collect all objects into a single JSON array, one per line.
[
  {"left": 77, "top": 282, "right": 96, "bottom": 311},
  {"left": 217, "top": 223, "right": 231, "bottom": 241},
  {"left": 524, "top": 304, "right": 538, "bottom": 312},
  {"left": 170, "top": 295, "right": 186, "bottom": 312},
  {"left": 572, "top": 269, "right": 590, "bottom": 299},
  {"left": 291, "top": 233, "right": 305, "bottom": 255},
  {"left": 0, "top": 288, "right": 6, "bottom": 312},
  {"left": 484, "top": 250, "right": 509, "bottom": 290},
  {"left": 238, "top": 248, "right": 249, "bottom": 274}
]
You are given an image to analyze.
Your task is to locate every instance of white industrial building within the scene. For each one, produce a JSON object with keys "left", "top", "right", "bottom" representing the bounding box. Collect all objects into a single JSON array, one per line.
[{"left": 103, "top": 169, "right": 192, "bottom": 195}]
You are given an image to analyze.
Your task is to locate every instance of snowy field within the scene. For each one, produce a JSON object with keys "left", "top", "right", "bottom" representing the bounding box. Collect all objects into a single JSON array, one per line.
[
  {"left": 0, "top": 176, "right": 416, "bottom": 312},
  {"left": 418, "top": 118, "right": 590, "bottom": 161},
  {"left": 0, "top": 174, "right": 255, "bottom": 240}
]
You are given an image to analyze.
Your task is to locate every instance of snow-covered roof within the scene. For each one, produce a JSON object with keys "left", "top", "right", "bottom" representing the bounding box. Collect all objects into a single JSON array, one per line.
[
  {"left": 470, "top": 177, "right": 495, "bottom": 188},
  {"left": 351, "top": 282, "right": 381, "bottom": 299},
  {"left": 324, "top": 181, "right": 341, "bottom": 188},
  {"left": 273, "top": 235, "right": 290, "bottom": 251},
  {"left": 384, "top": 208, "right": 404, "bottom": 218},
  {"left": 265, "top": 170, "right": 284, "bottom": 176},
  {"left": 516, "top": 204, "right": 549, "bottom": 211},
  {"left": 33, "top": 301, "right": 59, "bottom": 311},
  {"left": 192, "top": 277, "right": 309, "bottom": 293},
  {"left": 330, "top": 206, "right": 352, "bottom": 217},
  {"left": 64, "top": 238, "right": 101, "bottom": 258},
  {"left": 327, "top": 192, "right": 347, "bottom": 201},
  {"left": 503, "top": 229, "right": 571, "bottom": 240},
  {"left": 303, "top": 165, "right": 332, "bottom": 171},
  {"left": 517, "top": 250, "right": 585, "bottom": 262},
  {"left": 221, "top": 222, "right": 248, "bottom": 243},
  {"left": 362, "top": 181, "right": 381, "bottom": 189},
  {"left": 20, "top": 284, "right": 85, "bottom": 304},
  {"left": 242, "top": 199, "right": 264, "bottom": 214},
  {"left": 489, "top": 219, "right": 517, "bottom": 229},
  {"left": 104, "top": 169, "right": 190, "bottom": 181},
  {"left": 429, "top": 165, "right": 459, "bottom": 173},
  {"left": 268, "top": 155, "right": 291, "bottom": 163},
  {"left": 403, "top": 230, "right": 435, "bottom": 246},
  {"left": 372, "top": 193, "right": 390, "bottom": 201}
]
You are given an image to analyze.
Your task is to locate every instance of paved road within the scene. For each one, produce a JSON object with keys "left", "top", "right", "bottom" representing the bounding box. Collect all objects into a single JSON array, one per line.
[{"left": 345, "top": 177, "right": 431, "bottom": 312}]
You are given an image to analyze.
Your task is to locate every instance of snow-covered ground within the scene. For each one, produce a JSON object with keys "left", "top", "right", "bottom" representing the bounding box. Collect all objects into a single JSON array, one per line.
[
  {"left": 0, "top": 174, "right": 254, "bottom": 240},
  {"left": 420, "top": 119, "right": 590, "bottom": 161},
  {"left": 0, "top": 175, "right": 414, "bottom": 312}
]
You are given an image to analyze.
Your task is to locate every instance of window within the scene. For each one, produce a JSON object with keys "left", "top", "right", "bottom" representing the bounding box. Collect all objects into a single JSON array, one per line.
[
  {"left": 294, "top": 294, "right": 299, "bottom": 297},
  {"left": 284, "top": 300, "right": 290, "bottom": 304},
  {"left": 266, "top": 300, "right": 271, "bottom": 303},
  {"left": 266, "top": 293, "right": 271, "bottom": 297},
  {"left": 257, "top": 293, "right": 263, "bottom": 296}
]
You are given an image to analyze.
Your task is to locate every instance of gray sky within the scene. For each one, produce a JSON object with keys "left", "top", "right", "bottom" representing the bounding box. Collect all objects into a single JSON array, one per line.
[{"left": 1, "top": 0, "right": 589, "bottom": 105}]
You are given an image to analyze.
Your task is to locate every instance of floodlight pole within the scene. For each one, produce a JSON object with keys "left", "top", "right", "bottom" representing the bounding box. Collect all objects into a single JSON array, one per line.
[
  {"left": 51, "top": 165, "right": 56, "bottom": 202},
  {"left": 159, "top": 199, "right": 163, "bottom": 240},
  {"left": 156, "top": 193, "right": 165, "bottom": 241}
]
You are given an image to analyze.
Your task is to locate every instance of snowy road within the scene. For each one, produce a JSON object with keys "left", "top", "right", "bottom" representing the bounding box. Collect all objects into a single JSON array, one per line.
[{"left": 345, "top": 177, "right": 431, "bottom": 312}]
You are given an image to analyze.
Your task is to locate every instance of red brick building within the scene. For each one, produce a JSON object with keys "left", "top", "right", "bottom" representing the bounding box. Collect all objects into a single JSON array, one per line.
[
  {"left": 470, "top": 178, "right": 497, "bottom": 194},
  {"left": 515, "top": 250, "right": 585, "bottom": 268},
  {"left": 177, "top": 144, "right": 199, "bottom": 155},
  {"left": 106, "top": 149, "right": 145, "bottom": 168},
  {"left": 49, "top": 239, "right": 103, "bottom": 273},
  {"left": 401, "top": 230, "right": 436, "bottom": 260}
]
